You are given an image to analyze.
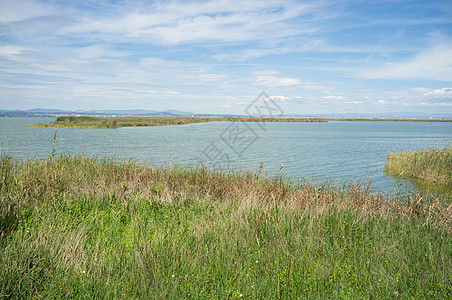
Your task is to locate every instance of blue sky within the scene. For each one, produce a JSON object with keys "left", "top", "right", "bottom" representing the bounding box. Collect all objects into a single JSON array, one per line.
[{"left": 0, "top": 0, "right": 451, "bottom": 115}]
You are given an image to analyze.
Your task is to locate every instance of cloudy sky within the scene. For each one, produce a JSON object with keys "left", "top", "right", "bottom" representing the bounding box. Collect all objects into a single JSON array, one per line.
[{"left": 1, "top": 0, "right": 451, "bottom": 115}]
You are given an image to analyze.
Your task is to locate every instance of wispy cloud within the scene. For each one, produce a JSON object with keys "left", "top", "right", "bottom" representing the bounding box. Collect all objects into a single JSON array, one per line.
[
  {"left": 213, "top": 47, "right": 292, "bottom": 61},
  {"left": 422, "top": 87, "right": 452, "bottom": 104},
  {"left": 0, "top": 45, "right": 32, "bottom": 57},
  {"left": 322, "top": 95, "right": 348, "bottom": 101},
  {"left": 252, "top": 70, "right": 330, "bottom": 90},
  {"left": 361, "top": 42, "right": 452, "bottom": 81},
  {"left": 0, "top": 0, "right": 56, "bottom": 23},
  {"left": 424, "top": 87, "right": 452, "bottom": 97},
  {"left": 56, "top": 0, "right": 320, "bottom": 46},
  {"left": 0, "top": 0, "right": 451, "bottom": 114}
]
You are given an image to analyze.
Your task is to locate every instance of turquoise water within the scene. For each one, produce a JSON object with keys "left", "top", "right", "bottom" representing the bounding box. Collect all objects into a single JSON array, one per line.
[{"left": 1, "top": 117, "right": 451, "bottom": 193}]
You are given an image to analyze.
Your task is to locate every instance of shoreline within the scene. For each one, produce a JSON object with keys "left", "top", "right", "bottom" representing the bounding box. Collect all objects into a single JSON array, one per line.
[{"left": 29, "top": 115, "right": 452, "bottom": 129}]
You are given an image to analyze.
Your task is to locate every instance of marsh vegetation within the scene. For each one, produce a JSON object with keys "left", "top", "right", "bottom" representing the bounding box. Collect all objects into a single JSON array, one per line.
[
  {"left": 385, "top": 146, "right": 452, "bottom": 186},
  {"left": 1, "top": 154, "right": 451, "bottom": 298},
  {"left": 30, "top": 116, "right": 328, "bottom": 129}
]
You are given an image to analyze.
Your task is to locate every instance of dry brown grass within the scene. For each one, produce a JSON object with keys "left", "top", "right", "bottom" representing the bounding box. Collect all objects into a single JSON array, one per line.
[{"left": 5, "top": 155, "right": 451, "bottom": 233}]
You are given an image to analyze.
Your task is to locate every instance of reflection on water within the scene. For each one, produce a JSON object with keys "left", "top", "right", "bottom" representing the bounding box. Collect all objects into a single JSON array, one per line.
[
  {"left": 1, "top": 117, "right": 451, "bottom": 195},
  {"left": 403, "top": 176, "right": 452, "bottom": 200}
]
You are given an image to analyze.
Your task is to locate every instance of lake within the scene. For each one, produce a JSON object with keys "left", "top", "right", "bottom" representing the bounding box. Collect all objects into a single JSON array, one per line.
[{"left": 1, "top": 117, "right": 451, "bottom": 194}]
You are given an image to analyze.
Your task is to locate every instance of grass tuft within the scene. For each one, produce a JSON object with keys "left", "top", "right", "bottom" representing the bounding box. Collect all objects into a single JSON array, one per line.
[{"left": 385, "top": 146, "right": 452, "bottom": 186}]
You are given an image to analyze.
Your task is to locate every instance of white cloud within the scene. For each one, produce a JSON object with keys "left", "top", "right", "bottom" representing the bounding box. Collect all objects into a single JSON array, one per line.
[
  {"left": 270, "top": 95, "right": 289, "bottom": 101},
  {"left": 362, "top": 43, "right": 452, "bottom": 81},
  {"left": 11, "top": 15, "right": 76, "bottom": 33},
  {"left": 140, "top": 57, "right": 182, "bottom": 68},
  {"left": 424, "top": 87, "right": 452, "bottom": 97},
  {"left": 0, "top": 45, "right": 31, "bottom": 57},
  {"left": 77, "top": 44, "right": 125, "bottom": 59},
  {"left": 421, "top": 87, "right": 452, "bottom": 105},
  {"left": 60, "top": 0, "right": 319, "bottom": 46},
  {"left": 0, "top": 0, "right": 56, "bottom": 23},
  {"left": 256, "top": 75, "right": 301, "bottom": 87},
  {"left": 322, "top": 95, "right": 347, "bottom": 101},
  {"left": 1, "top": 0, "right": 451, "bottom": 115},
  {"left": 213, "top": 47, "right": 291, "bottom": 61},
  {"left": 253, "top": 70, "right": 330, "bottom": 89}
]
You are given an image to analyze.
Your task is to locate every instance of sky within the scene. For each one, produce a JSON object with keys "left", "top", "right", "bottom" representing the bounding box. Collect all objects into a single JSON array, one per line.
[{"left": 0, "top": 0, "right": 451, "bottom": 115}]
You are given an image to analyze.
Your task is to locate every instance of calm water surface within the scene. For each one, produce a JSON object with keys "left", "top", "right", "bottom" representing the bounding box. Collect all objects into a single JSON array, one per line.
[{"left": 1, "top": 117, "right": 451, "bottom": 194}]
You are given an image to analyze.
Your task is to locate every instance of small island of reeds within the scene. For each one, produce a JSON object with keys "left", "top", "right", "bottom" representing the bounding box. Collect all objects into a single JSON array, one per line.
[
  {"left": 1, "top": 154, "right": 451, "bottom": 298},
  {"left": 29, "top": 116, "right": 328, "bottom": 129},
  {"left": 29, "top": 116, "right": 451, "bottom": 129},
  {"left": 385, "top": 146, "right": 452, "bottom": 186}
]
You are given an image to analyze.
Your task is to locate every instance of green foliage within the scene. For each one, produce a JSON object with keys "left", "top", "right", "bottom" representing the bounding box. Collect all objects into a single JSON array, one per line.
[
  {"left": 1, "top": 155, "right": 451, "bottom": 298},
  {"left": 385, "top": 146, "right": 452, "bottom": 186}
]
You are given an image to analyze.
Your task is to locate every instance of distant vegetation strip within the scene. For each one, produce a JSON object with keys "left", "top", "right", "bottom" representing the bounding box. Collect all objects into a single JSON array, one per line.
[
  {"left": 29, "top": 116, "right": 451, "bottom": 129},
  {"left": 29, "top": 116, "right": 327, "bottom": 129},
  {"left": 1, "top": 154, "right": 451, "bottom": 298},
  {"left": 385, "top": 146, "right": 452, "bottom": 186},
  {"left": 327, "top": 118, "right": 451, "bottom": 122}
]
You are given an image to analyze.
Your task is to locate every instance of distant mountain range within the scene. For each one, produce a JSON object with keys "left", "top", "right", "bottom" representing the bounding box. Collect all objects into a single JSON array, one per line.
[
  {"left": 0, "top": 108, "right": 450, "bottom": 119},
  {"left": 0, "top": 108, "right": 196, "bottom": 117}
]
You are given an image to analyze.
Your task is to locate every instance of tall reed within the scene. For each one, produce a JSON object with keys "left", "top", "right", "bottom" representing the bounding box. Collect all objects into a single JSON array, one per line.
[{"left": 385, "top": 146, "right": 452, "bottom": 186}]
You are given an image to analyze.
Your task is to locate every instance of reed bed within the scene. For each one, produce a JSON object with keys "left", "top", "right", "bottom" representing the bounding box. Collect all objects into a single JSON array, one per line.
[
  {"left": 385, "top": 146, "right": 452, "bottom": 186},
  {"left": 29, "top": 116, "right": 328, "bottom": 129},
  {"left": 29, "top": 116, "right": 451, "bottom": 129},
  {"left": 1, "top": 154, "right": 451, "bottom": 298}
]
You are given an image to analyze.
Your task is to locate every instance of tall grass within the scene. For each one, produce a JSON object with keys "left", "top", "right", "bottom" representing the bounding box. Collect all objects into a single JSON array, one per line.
[
  {"left": 385, "top": 146, "right": 452, "bottom": 186},
  {"left": 1, "top": 154, "right": 451, "bottom": 298}
]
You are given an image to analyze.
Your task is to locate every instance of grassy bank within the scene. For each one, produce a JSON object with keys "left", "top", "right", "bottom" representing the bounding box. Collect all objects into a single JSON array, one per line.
[
  {"left": 1, "top": 155, "right": 451, "bottom": 298},
  {"left": 29, "top": 116, "right": 328, "bottom": 129},
  {"left": 385, "top": 147, "right": 452, "bottom": 186}
]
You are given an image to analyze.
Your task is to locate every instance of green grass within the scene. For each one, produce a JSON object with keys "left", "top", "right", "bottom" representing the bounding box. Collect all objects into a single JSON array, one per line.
[
  {"left": 1, "top": 154, "right": 451, "bottom": 298},
  {"left": 385, "top": 147, "right": 452, "bottom": 186},
  {"left": 29, "top": 116, "right": 328, "bottom": 129}
]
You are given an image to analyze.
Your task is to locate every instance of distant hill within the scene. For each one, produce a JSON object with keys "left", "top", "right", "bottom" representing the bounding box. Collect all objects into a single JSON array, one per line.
[
  {"left": 0, "top": 108, "right": 195, "bottom": 117},
  {"left": 26, "top": 108, "right": 69, "bottom": 113},
  {"left": 71, "top": 109, "right": 196, "bottom": 116}
]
